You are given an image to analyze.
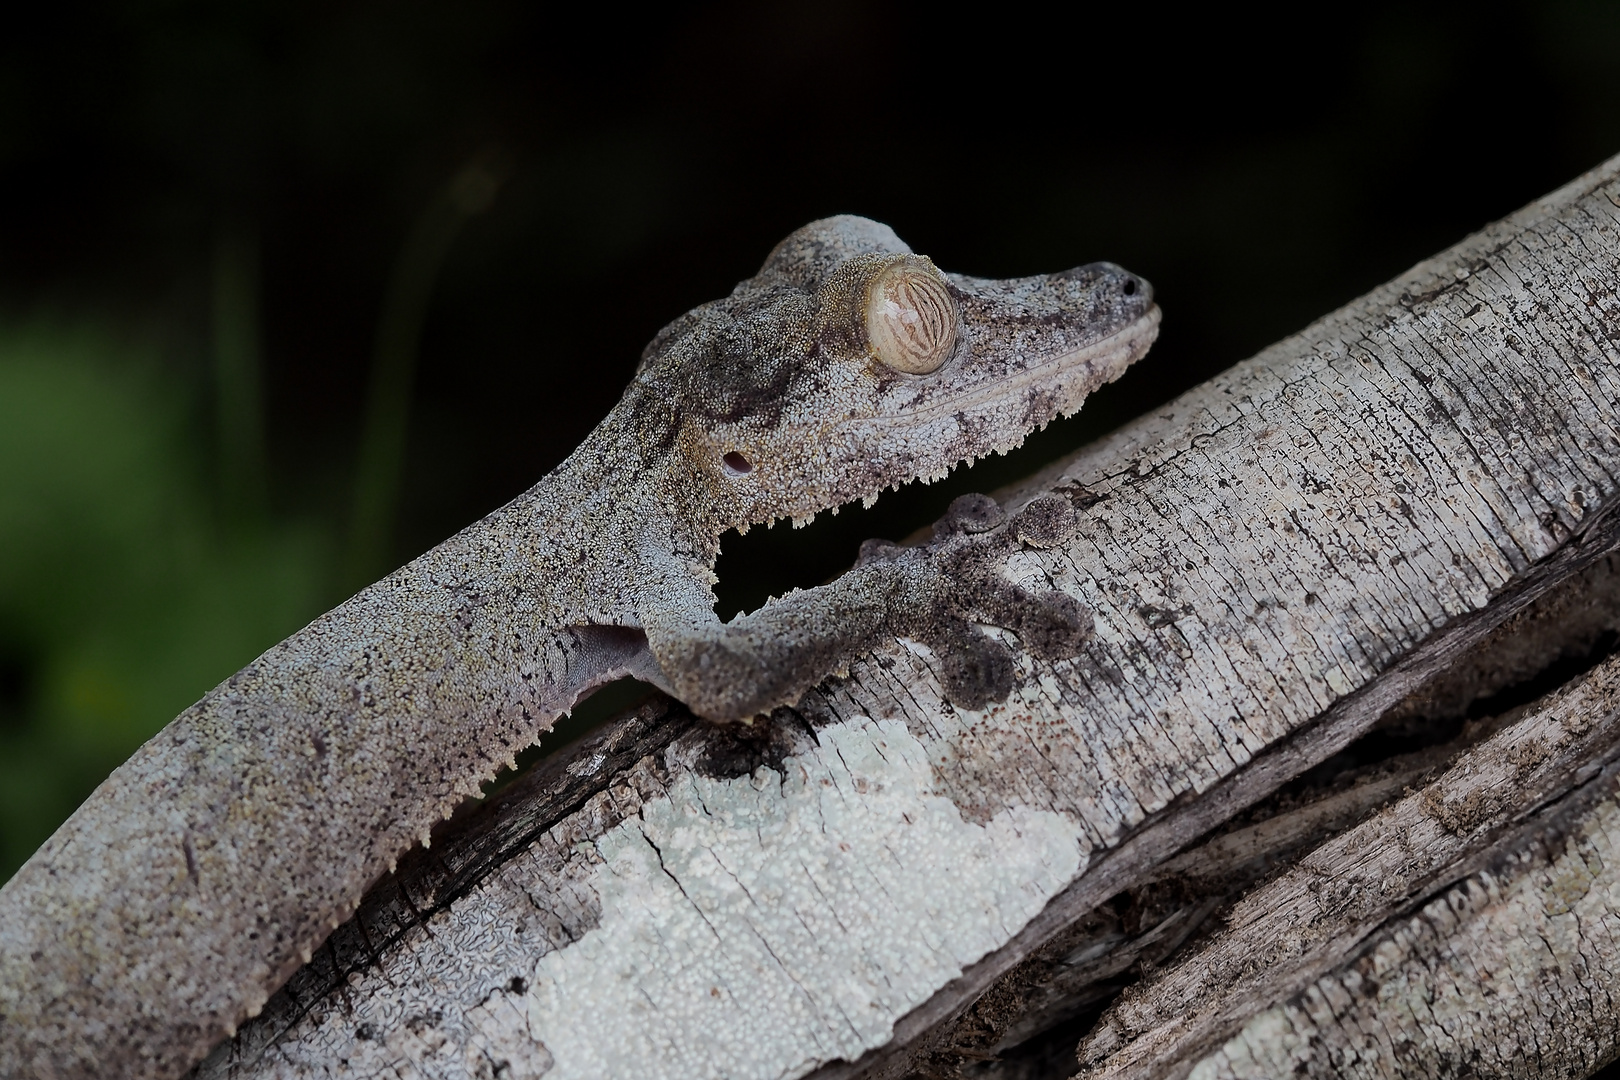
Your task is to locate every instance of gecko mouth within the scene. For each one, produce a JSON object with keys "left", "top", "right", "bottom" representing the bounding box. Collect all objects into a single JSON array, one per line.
[
  {"left": 740, "top": 304, "right": 1160, "bottom": 532},
  {"left": 719, "top": 305, "right": 1159, "bottom": 610},
  {"left": 842, "top": 304, "right": 1161, "bottom": 440}
]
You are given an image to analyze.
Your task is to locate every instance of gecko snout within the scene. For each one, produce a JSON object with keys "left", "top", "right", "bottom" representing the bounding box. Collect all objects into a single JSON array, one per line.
[
  {"left": 1098, "top": 263, "right": 1154, "bottom": 307},
  {"left": 1053, "top": 261, "right": 1154, "bottom": 309},
  {"left": 1119, "top": 274, "right": 1154, "bottom": 315}
]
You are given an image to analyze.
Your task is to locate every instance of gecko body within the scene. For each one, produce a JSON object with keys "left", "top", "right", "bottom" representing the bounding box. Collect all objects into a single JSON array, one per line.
[{"left": 0, "top": 216, "right": 1157, "bottom": 1079}]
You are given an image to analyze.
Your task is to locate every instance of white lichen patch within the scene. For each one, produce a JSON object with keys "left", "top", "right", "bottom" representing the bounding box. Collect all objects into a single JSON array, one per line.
[{"left": 520, "top": 716, "right": 1085, "bottom": 1080}]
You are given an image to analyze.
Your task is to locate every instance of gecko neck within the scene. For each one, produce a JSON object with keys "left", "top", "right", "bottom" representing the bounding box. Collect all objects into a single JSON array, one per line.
[
  {"left": 431, "top": 388, "right": 717, "bottom": 627},
  {"left": 557, "top": 381, "right": 733, "bottom": 565}
]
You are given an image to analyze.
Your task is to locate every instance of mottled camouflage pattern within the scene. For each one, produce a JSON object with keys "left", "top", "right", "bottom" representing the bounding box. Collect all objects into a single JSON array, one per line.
[{"left": 0, "top": 216, "right": 1157, "bottom": 1080}]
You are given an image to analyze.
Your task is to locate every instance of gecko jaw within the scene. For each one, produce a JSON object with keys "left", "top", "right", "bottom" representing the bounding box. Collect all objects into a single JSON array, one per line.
[
  {"left": 841, "top": 304, "right": 1160, "bottom": 441},
  {"left": 759, "top": 303, "right": 1159, "bottom": 520}
]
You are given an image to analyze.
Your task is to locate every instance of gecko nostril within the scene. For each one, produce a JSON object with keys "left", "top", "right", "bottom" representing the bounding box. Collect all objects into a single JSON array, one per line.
[
  {"left": 722, "top": 451, "right": 754, "bottom": 476},
  {"left": 1122, "top": 278, "right": 1138, "bottom": 296}
]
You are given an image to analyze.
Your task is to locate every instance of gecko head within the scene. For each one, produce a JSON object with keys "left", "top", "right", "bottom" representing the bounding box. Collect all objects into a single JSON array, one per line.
[{"left": 632, "top": 215, "right": 1160, "bottom": 546}]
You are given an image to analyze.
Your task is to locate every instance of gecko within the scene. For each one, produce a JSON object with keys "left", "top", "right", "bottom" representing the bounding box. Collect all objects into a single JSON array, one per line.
[{"left": 0, "top": 215, "right": 1158, "bottom": 1080}]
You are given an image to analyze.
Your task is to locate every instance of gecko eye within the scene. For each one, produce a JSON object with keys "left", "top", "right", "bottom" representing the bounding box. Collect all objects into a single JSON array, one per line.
[
  {"left": 865, "top": 258, "right": 958, "bottom": 375},
  {"left": 722, "top": 451, "right": 754, "bottom": 476}
]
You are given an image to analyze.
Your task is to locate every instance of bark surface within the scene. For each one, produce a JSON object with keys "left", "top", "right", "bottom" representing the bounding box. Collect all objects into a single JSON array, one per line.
[
  {"left": 192, "top": 155, "right": 1620, "bottom": 1080},
  {"left": 1076, "top": 628, "right": 1620, "bottom": 1080}
]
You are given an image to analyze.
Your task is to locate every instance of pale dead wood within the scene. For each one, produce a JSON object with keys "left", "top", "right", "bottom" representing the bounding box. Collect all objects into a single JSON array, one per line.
[
  {"left": 192, "top": 155, "right": 1620, "bottom": 1080},
  {"left": 1080, "top": 648, "right": 1620, "bottom": 1079},
  {"left": 954, "top": 542, "right": 1620, "bottom": 1080}
]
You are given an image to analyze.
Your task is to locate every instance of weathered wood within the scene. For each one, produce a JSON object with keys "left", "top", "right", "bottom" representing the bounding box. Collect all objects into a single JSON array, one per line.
[
  {"left": 958, "top": 546, "right": 1620, "bottom": 1076},
  {"left": 1079, "top": 647, "right": 1620, "bottom": 1079},
  {"left": 193, "top": 154, "right": 1620, "bottom": 1080}
]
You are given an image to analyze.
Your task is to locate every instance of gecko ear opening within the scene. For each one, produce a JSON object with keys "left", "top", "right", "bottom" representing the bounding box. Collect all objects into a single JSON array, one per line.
[
  {"left": 865, "top": 257, "right": 958, "bottom": 375},
  {"left": 722, "top": 451, "right": 754, "bottom": 476}
]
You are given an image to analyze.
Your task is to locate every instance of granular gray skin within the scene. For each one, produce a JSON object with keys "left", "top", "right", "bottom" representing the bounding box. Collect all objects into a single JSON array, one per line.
[{"left": 0, "top": 216, "right": 1158, "bottom": 1080}]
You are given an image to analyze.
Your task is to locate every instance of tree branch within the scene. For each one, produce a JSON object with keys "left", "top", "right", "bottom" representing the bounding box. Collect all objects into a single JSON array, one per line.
[{"left": 193, "top": 153, "right": 1620, "bottom": 1080}]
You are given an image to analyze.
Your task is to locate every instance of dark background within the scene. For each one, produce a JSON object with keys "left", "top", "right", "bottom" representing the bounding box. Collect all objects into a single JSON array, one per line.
[{"left": 2, "top": 0, "right": 1617, "bottom": 880}]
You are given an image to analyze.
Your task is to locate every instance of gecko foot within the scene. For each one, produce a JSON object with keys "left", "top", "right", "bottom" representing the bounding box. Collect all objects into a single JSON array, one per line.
[
  {"left": 651, "top": 492, "right": 1095, "bottom": 723},
  {"left": 879, "top": 492, "right": 1094, "bottom": 710}
]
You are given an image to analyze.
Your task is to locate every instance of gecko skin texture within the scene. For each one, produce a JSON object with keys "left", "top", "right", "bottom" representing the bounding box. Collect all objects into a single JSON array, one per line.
[{"left": 0, "top": 216, "right": 1158, "bottom": 1080}]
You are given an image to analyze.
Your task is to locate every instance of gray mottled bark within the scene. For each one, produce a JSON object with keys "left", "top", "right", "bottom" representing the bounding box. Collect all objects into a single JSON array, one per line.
[
  {"left": 1075, "top": 617, "right": 1620, "bottom": 1080},
  {"left": 192, "top": 154, "right": 1620, "bottom": 1080}
]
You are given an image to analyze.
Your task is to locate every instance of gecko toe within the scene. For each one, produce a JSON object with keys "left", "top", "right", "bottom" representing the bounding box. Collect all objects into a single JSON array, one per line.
[
  {"left": 1014, "top": 591, "right": 1094, "bottom": 660},
  {"left": 938, "top": 627, "right": 1016, "bottom": 710},
  {"left": 856, "top": 538, "right": 905, "bottom": 566},
  {"left": 1013, "top": 494, "right": 1080, "bottom": 549},
  {"left": 936, "top": 493, "right": 1005, "bottom": 539}
]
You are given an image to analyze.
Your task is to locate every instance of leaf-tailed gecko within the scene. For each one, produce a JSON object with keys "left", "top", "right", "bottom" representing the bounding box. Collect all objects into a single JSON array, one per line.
[{"left": 0, "top": 216, "right": 1158, "bottom": 1080}]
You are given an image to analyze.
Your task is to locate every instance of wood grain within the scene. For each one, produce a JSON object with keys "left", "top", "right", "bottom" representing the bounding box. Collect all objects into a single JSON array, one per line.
[
  {"left": 1090, "top": 649, "right": 1620, "bottom": 1079},
  {"left": 192, "top": 154, "right": 1620, "bottom": 1080}
]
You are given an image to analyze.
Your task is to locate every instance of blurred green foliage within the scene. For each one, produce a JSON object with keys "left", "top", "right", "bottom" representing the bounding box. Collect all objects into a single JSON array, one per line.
[{"left": 0, "top": 325, "right": 330, "bottom": 879}]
